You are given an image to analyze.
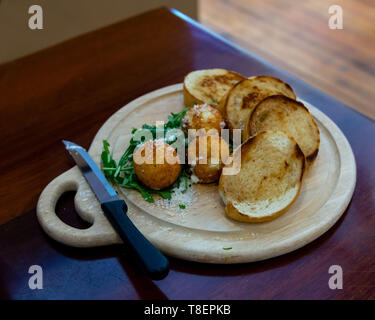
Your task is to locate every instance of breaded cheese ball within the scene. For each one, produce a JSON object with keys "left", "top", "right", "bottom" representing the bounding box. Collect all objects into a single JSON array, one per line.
[
  {"left": 188, "top": 135, "right": 230, "bottom": 183},
  {"left": 182, "top": 104, "right": 225, "bottom": 137},
  {"left": 133, "top": 140, "right": 181, "bottom": 190}
]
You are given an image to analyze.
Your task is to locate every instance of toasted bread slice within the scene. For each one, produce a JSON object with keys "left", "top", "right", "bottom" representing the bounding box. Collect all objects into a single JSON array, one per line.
[
  {"left": 183, "top": 69, "right": 245, "bottom": 112},
  {"left": 224, "top": 76, "right": 296, "bottom": 133},
  {"left": 219, "top": 131, "right": 305, "bottom": 223},
  {"left": 246, "top": 95, "right": 320, "bottom": 166}
]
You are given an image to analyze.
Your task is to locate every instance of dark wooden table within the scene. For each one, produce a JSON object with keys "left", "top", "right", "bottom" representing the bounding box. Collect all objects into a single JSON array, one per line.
[{"left": 0, "top": 7, "right": 374, "bottom": 300}]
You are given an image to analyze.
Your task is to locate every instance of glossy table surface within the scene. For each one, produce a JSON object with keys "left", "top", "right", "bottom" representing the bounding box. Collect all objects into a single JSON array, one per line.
[{"left": 0, "top": 8, "right": 374, "bottom": 299}]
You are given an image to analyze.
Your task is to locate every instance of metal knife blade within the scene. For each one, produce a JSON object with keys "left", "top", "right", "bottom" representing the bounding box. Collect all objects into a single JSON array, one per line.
[
  {"left": 62, "top": 140, "right": 118, "bottom": 204},
  {"left": 62, "top": 140, "right": 169, "bottom": 279}
]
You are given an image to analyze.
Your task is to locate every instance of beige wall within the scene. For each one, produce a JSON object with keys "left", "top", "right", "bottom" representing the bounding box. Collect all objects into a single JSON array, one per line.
[{"left": 0, "top": 0, "right": 197, "bottom": 65}]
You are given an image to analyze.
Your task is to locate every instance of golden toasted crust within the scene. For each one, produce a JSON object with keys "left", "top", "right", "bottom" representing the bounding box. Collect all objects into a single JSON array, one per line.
[
  {"left": 224, "top": 76, "right": 296, "bottom": 133},
  {"left": 183, "top": 82, "right": 204, "bottom": 107},
  {"left": 223, "top": 199, "right": 298, "bottom": 223},
  {"left": 218, "top": 131, "right": 305, "bottom": 223},
  {"left": 183, "top": 69, "right": 245, "bottom": 112},
  {"left": 246, "top": 95, "right": 320, "bottom": 166}
]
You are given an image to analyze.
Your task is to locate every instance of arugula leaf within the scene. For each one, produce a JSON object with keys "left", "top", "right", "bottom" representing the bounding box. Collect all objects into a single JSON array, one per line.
[
  {"left": 228, "top": 139, "right": 234, "bottom": 154},
  {"left": 101, "top": 108, "right": 191, "bottom": 203},
  {"left": 165, "top": 108, "right": 188, "bottom": 129},
  {"left": 101, "top": 140, "right": 117, "bottom": 178},
  {"left": 124, "top": 181, "right": 154, "bottom": 203},
  {"left": 154, "top": 190, "right": 172, "bottom": 200}
]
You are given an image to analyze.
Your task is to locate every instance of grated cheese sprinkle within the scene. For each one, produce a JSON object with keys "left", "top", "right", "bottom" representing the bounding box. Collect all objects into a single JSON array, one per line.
[{"left": 155, "top": 178, "right": 196, "bottom": 212}]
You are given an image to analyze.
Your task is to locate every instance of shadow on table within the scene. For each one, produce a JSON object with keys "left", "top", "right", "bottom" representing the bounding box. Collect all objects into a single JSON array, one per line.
[
  {"left": 49, "top": 190, "right": 353, "bottom": 298},
  {"left": 46, "top": 239, "right": 169, "bottom": 300},
  {"left": 169, "top": 200, "right": 352, "bottom": 277},
  {"left": 0, "top": 259, "right": 12, "bottom": 300},
  {"left": 50, "top": 191, "right": 168, "bottom": 299}
]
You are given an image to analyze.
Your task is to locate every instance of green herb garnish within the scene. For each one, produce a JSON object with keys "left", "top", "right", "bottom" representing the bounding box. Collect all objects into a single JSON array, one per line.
[
  {"left": 223, "top": 247, "right": 232, "bottom": 250},
  {"left": 179, "top": 204, "right": 186, "bottom": 209},
  {"left": 228, "top": 139, "right": 234, "bottom": 154},
  {"left": 101, "top": 108, "right": 189, "bottom": 202}
]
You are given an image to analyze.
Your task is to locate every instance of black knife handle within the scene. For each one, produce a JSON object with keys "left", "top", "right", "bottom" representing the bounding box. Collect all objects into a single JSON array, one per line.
[{"left": 101, "top": 199, "right": 169, "bottom": 280}]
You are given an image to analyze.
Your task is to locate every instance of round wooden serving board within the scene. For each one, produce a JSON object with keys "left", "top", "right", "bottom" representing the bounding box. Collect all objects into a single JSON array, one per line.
[{"left": 37, "top": 84, "right": 356, "bottom": 264}]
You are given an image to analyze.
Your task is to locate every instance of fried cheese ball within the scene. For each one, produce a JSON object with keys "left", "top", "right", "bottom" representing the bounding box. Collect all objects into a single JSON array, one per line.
[
  {"left": 133, "top": 140, "right": 181, "bottom": 190},
  {"left": 182, "top": 104, "right": 225, "bottom": 137},
  {"left": 188, "top": 135, "right": 230, "bottom": 183}
]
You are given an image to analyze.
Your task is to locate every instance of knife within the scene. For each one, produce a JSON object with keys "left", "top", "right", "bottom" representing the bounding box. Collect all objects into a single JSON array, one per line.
[{"left": 63, "top": 140, "right": 169, "bottom": 280}]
